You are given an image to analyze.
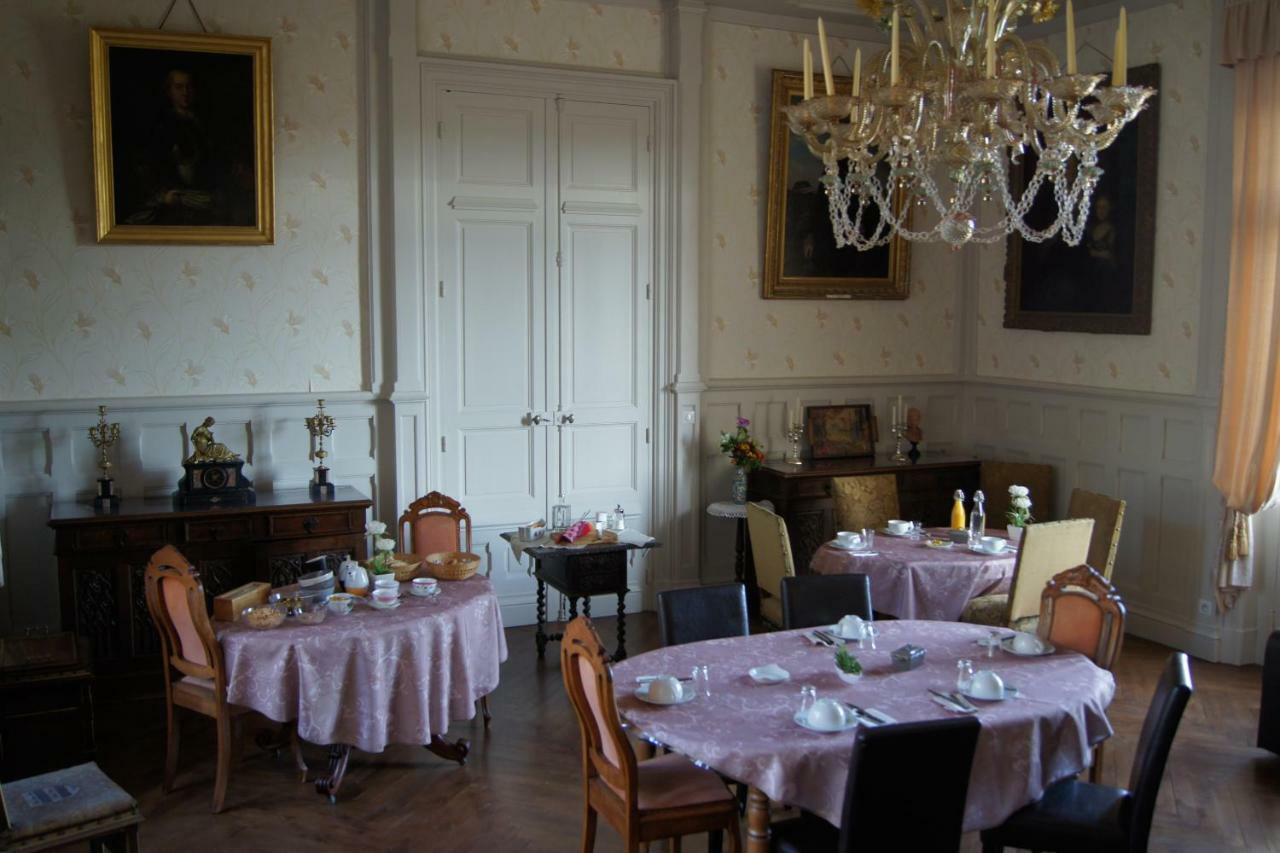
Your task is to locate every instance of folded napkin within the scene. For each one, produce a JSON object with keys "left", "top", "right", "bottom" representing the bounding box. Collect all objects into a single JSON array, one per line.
[{"left": 613, "top": 528, "right": 655, "bottom": 547}]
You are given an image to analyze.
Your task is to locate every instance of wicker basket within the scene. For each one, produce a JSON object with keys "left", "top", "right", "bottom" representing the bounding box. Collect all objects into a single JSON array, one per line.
[
  {"left": 362, "top": 553, "right": 423, "bottom": 583},
  {"left": 424, "top": 551, "right": 481, "bottom": 581}
]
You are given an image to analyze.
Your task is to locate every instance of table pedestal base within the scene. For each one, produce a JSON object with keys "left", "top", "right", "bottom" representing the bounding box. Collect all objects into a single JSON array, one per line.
[
  {"left": 424, "top": 734, "right": 470, "bottom": 765},
  {"left": 311, "top": 735, "right": 471, "bottom": 802}
]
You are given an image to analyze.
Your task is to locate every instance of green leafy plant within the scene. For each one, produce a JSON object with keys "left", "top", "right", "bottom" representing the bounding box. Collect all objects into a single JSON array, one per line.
[{"left": 835, "top": 647, "right": 863, "bottom": 676}]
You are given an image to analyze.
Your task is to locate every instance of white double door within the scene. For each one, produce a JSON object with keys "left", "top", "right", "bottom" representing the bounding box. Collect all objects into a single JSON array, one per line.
[{"left": 431, "top": 88, "right": 654, "bottom": 622}]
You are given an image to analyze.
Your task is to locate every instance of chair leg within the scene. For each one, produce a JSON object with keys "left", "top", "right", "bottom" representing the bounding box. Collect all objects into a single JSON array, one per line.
[
  {"left": 981, "top": 838, "right": 1003, "bottom": 853},
  {"left": 163, "top": 704, "right": 180, "bottom": 793},
  {"left": 669, "top": 837, "right": 682, "bottom": 853},
  {"left": 708, "top": 829, "right": 723, "bottom": 853},
  {"left": 725, "top": 815, "right": 742, "bottom": 853},
  {"left": 212, "top": 711, "right": 233, "bottom": 813},
  {"left": 125, "top": 825, "right": 141, "bottom": 853},
  {"left": 478, "top": 695, "right": 492, "bottom": 728},
  {"left": 1089, "top": 741, "right": 1105, "bottom": 784},
  {"left": 580, "top": 803, "right": 598, "bottom": 853}
]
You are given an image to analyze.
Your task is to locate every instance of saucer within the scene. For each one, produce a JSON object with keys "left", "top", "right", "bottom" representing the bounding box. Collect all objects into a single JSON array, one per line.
[
  {"left": 961, "top": 684, "right": 1020, "bottom": 702},
  {"left": 748, "top": 664, "right": 790, "bottom": 684},
  {"left": 968, "top": 544, "right": 1012, "bottom": 556},
  {"left": 925, "top": 539, "right": 954, "bottom": 550},
  {"left": 879, "top": 527, "right": 914, "bottom": 538},
  {"left": 367, "top": 596, "right": 403, "bottom": 610},
  {"left": 827, "top": 624, "right": 867, "bottom": 641},
  {"left": 828, "top": 540, "right": 870, "bottom": 551},
  {"left": 1000, "top": 636, "right": 1055, "bottom": 657},
  {"left": 793, "top": 711, "right": 858, "bottom": 733},
  {"left": 635, "top": 682, "right": 696, "bottom": 706}
]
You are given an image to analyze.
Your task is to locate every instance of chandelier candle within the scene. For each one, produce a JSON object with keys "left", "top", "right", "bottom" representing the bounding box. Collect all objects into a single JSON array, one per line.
[
  {"left": 781, "top": 0, "right": 1154, "bottom": 250},
  {"left": 818, "top": 17, "right": 834, "bottom": 96}
]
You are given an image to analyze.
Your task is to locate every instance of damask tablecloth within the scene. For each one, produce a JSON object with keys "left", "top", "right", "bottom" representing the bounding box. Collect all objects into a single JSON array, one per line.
[
  {"left": 612, "top": 620, "right": 1114, "bottom": 832},
  {"left": 810, "top": 529, "right": 1017, "bottom": 620},
  {"left": 217, "top": 576, "right": 507, "bottom": 753}
]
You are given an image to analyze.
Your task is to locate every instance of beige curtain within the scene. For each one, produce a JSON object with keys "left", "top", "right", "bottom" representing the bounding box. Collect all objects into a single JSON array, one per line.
[{"left": 1213, "top": 0, "right": 1280, "bottom": 611}]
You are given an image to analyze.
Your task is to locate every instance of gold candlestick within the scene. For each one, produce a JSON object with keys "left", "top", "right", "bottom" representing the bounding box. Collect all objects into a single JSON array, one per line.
[
  {"left": 304, "top": 399, "right": 337, "bottom": 498},
  {"left": 88, "top": 405, "right": 121, "bottom": 509}
]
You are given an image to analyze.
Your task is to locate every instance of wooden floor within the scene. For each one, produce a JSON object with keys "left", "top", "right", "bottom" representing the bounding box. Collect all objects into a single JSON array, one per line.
[{"left": 90, "top": 614, "right": 1280, "bottom": 852}]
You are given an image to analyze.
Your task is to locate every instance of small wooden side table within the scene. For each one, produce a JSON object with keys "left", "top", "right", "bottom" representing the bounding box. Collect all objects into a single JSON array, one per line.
[
  {"left": 501, "top": 533, "right": 659, "bottom": 662},
  {"left": 706, "top": 500, "right": 772, "bottom": 618}
]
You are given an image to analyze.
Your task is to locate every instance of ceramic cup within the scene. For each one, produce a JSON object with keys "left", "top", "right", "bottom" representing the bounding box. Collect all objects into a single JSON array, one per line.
[
  {"left": 373, "top": 575, "right": 399, "bottom": 590},
  {"left": 805, "top": 697, "right": 849, "bottom": 730},
  {"left": 978, "top": 535, "right": 1007, "bottom": 553},
  {"left": 968, "top": 670, "right": 1006, "bottom": 700},
  {"left": 646, "top": 675, "right": 682, "bottom": 703},
  {"left": 837, "top": 614, "right": 866, "bottom": 639},
  {"left": 371, "top": 587, "right": 399, "bottom": 606},
  {"left": 1011, "top": 632, "right": 1043, "bottom": 655},
  {"left": 886, "top": 519, "right": 912, "bottom": 535},
  {"left": 411, "top": 577, "right": 439, "bottom": 597},
  {"left": 835, "top": 531, "right": 864, "bottom": 548},
  {"left": 326, "top": 593, "right": 355, "bottom": 615}
]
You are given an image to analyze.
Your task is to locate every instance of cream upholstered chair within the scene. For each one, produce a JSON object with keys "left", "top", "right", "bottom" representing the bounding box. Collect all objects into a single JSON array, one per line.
[
  {"left": 1039, "top": 564, "right": 1126, "bottom": 782},
  {"left": 561, "top": 617, "right": 741, "bottom": 852},
  {"left": 960, "top": 518, "right": 1093, "bottom": 630},
  {"left": 746, "top": 501, "right": 796, "bottom": 628},
  {"left": 1066, "top": 488, "right": 1126, "bottom": 579},
  {"left": 981, "top": 462, "right": 1055, "bottom": 528},
  {"left": 831, "top": 475, "right": 900, "bottom": 532}
]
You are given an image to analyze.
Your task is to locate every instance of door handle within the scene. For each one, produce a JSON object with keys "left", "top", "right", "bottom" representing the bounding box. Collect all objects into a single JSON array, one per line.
[
  {"left": 560, "top": 413, "right": 575, "bottom": 425},
  {"left": 528, "top": 413, "right": 550, "bottom": 426}
]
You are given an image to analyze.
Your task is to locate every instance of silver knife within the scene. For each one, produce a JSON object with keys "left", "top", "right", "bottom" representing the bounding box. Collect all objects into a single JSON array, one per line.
[
  {"left": 810, "top": 631, "right": 834, "bottom": 646},
  {"left": 949, "top": 691, "right": 980, "bottom": 713},
  {"left": 814, "top": 629, "right": 844, "bottom": 646},
  {"left": 846, "top": 703, "right": 891, "bottom": 725},
  {"left": 928, "top": 688, "right": 972, "bottom": 713}
]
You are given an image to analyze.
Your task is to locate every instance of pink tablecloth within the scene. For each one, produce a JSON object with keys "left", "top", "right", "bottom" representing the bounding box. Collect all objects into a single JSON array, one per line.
[
  {"left": 217, "top": 576, "right": 507, "bottom": 753},
  {"left": 612, "top": 621, "right": 1114, "bottom": 832},
  {"left": 810, "top": 530, "right": 1017, "bottom": 620}
]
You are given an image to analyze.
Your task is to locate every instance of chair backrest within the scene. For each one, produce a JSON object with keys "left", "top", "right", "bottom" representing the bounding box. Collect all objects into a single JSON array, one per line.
[
  {"left": 1126, "top": 652, "right": 1193, "bottom": 851},
  {"left": 1066, "top": 488, "right": 1126, "bottom": 579},
  {"left": 1006, "top": 518, "right": 1093, "bottom": 624},
  {"left": 144, "top": 545, "right": 224, "bottom": 685},
  {"left": 831, "top": 475, "right": 900, "bottom": 533},
  {"left": 746, "top": 502, "right": 796, "bottom": 601},
  {"left": 561, "top": 617, "right": 637, "bottom": 809},
  {"left": 981, "top": 462, "right": 1055, "bottom": 528},
  {"left": 1039, "top": 564, "right": 1126, "bottom": 670},
  {"left": 656, "top": 583, "right": 749, "bottom": 647},
  {"left": 781, "top": 574, "right": 872, "bottom": 630},
  {"left": 838, "top": 717, "right": 981, "bottom": 852},
  {"left": 399, "top": 491, "right": 473, "bottom": 559}
]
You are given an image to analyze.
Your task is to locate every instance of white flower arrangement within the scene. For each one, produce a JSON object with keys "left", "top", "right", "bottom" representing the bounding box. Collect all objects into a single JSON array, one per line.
[
  {"left": 365, "top": 520, "right": 397, "bottom": 574},
  {"left": 1006, "top": 485, "right": 1034, "bottom": 527}
]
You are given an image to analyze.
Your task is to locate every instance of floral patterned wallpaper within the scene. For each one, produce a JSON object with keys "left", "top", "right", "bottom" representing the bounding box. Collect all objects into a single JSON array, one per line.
[
  {"left": 975, "top": 0, "right": 1212, "bottom": 395},
  {"left": 0, "top": 0, "right": 363, "bottom": 401},
  {"left": 417, "top": 0, "right": 665, "bottom": 74},
  {"left": 702, "top": 20, "right": 963, "bottom": 381}
]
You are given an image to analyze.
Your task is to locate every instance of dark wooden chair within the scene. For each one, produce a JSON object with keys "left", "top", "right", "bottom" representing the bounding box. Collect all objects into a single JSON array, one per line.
[
  {"left": 1259, "top": 630, "right": 1280, "bottom": 754},
  {"left": 0, "top": 762, "right": 140, "bottom": 852},
  {"left": 144, "top": 545, "right": 253, "bottom": 813},
  {"left": 561, "top": 616, "right": 741, "bottom": 852},
  {"left": 770, "top": 717, "right": 981, "bottom": 852},
  {"left": 981, "top": 652, "right": 1194, "bottom": 853},
  {"left": 398, "top": 491, "right": 491, "bottom": 726},
  {"left": 656, "top": 583, "right": 750, "bottom": 647},
  {"left": 1066, "top": 488, "right": 1127, "bottom": 580},
  {"left": 780, "top": 574, "right": 872, "bottom": 630}
]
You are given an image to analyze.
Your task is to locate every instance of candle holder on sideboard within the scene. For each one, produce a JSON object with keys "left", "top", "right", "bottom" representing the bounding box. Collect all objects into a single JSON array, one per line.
[
  {"left": 783, "top": 423, "right": 805, "bottom": 466},
  {"left": 87, "top": 405, "right": 121, "bottom": 511},
  {"left": 305, "top": 398, "right": 337, "bottom": 498},
  {"left": 889, "top": 419, "right": 909, "bottom": 464}
]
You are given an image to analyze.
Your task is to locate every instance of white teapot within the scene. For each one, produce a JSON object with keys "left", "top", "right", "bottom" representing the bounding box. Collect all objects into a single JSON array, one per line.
[{"left": 338, "top": 556, "right": 368, "bottom": 592}]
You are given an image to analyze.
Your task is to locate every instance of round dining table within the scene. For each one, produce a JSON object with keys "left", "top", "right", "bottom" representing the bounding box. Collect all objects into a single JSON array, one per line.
[
  {"left": 810, "top": 528, "right": 1018, "bottom": 621},
  {"left": 612, "top": 621, "right": 1114, "bottom": 852},
  {"left": 217, "top": 575, "right": 507, "bottom": 799}
]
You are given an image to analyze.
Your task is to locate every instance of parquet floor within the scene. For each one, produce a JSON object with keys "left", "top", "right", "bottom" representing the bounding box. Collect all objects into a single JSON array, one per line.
[{"left": 89, "top": 615, "right": 1280, "bottom": 852}]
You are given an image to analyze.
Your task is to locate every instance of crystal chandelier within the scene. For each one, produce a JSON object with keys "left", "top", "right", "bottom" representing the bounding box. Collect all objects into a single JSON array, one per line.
[{"left": 783, "top": 0, "right": 1155, "bottom": 249}]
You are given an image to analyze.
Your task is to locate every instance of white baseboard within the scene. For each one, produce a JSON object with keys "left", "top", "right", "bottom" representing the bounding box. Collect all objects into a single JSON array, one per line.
[{"left": 1126, "top": 606, "right": 1220, "bottom": 662}]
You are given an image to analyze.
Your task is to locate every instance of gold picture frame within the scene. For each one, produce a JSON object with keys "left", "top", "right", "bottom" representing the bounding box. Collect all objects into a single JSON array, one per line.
[
  {"left": 90, "top": 28, "right": 274, "bottom": 244},
  {"left": 763, "top": 69, "right": 910, "bottom": 300}
]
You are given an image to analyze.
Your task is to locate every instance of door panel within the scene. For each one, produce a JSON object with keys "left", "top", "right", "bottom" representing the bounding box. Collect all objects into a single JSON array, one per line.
[{"left": 460, "top": 220, "right": 535, "bottom": 409}]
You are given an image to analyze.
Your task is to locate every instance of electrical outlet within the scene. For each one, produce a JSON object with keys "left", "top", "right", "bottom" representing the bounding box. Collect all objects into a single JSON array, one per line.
[{"left": 1198, "top": 598, "right": 1213, "bottom": 617}]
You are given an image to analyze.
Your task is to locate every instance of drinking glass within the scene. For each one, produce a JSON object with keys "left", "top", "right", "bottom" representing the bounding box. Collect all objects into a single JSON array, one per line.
[
  {"left": 860, "top": 529, "right": 876, "bottom": 551},
  {"left": 911, "top": 521, "right": 925, "bottom": 539},
  {"left": 797, "top": 684, "right": 817, "bottom": 718},
  {"left": 986, "top": 630, "right": 1001, "bottom": 658},
  {"left": 552, "top": 504, "right": 573, "bottom": 529},
  {"left": 692, "top": 664, "right": 711, "bottom": 698},
  {"left": 859, "top": 624, "right": 879, "bottom": 650},
  {"left": 955, "top": 659, "right": 974, "bottom": 692}
]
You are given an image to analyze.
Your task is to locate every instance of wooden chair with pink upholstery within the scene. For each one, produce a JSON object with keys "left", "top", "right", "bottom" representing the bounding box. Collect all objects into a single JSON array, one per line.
[
  {"left": 1038, "top": 563, "right": 1127, "bottom": 782},
  {"left": 398, "top": 491, "right": 492, "bottom": 726},
  {"left": 561, "top": 616, "right": 741, "bottom": 853},
  {"left": 144, "top": 545, "right": 251, "bottom": 813}
]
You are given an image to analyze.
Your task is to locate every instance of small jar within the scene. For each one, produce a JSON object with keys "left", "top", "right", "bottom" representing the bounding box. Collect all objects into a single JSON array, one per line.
[{"left": 956, "top": 659, "right": 974, "bottom": 693}]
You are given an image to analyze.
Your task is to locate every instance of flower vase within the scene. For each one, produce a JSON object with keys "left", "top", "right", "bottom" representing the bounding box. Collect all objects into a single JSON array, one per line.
[
  {"left": 731, "top": 467, "right": 749, "bottom": 504},
  {"left": 1006, "top": 525, "right": 1024, "bottom": 545}
]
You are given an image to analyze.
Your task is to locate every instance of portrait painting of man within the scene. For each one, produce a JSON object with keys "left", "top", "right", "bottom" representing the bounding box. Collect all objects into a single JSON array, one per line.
[{"left": 90, "top": 30, "right": 273, "bottom": 244}]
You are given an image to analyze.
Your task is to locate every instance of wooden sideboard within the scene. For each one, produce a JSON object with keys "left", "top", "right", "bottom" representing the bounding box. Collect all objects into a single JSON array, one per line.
[
  {"left": 748, "top": 455, "right": 981, "bottom": 572},
  {"left": 48, "top": 487, "right": 370, "bottom": 695}
]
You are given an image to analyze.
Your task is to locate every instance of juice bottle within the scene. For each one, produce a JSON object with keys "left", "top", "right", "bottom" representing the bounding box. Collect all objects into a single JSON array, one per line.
[{"left": 950, "top": 489, "right": 967, "bottom": 530}]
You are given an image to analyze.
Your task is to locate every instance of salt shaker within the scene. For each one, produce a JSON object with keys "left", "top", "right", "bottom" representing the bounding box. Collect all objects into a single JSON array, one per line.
[{"left": 955, "top": 659, "right": 974, "bottom": 692}]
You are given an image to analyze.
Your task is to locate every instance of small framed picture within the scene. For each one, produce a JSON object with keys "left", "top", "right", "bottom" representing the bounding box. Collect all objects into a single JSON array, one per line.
[{"left": 805, "top": 404, "right": 876, "bottom": 459}]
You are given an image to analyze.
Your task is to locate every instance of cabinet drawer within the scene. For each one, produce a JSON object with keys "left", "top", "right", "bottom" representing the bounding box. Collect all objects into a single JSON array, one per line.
[
  {"left": 74, "top": 522, "right": 166, "bottom": 551},
  {"left": 184, "top": 517, "right": 255, "bottom": 543},
  {"left": 267, "top": 511, "right": 356, "bottom": 539}
]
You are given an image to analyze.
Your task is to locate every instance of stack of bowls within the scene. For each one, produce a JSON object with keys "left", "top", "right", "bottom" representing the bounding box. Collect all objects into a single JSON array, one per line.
[{"left": 297, "top": 568, "right": 336, "bottom": 606}]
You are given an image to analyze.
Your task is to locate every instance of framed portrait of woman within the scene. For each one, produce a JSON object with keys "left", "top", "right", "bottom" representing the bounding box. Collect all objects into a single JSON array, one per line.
[{"left": 90, "top": 28, "right": 274, "bottom": 244}]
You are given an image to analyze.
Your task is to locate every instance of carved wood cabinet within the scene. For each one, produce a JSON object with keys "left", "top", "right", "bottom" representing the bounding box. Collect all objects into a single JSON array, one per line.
[
  {"left": 748, "top": 456, "right": 982, "bottom": 572},
  {"left": 48, "top": 487, "right": 370, "bottom": 696}
]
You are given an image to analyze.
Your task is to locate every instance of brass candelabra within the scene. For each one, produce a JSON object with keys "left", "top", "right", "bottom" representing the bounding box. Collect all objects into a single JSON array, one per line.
[
  {"left": 305, "top": 398, "right": 337, "bottom": 498},
  {"left": 88, "top": 405, "right": 121, "bottom": 509}
]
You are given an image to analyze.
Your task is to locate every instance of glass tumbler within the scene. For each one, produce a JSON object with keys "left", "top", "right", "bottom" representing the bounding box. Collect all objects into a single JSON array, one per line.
[
  {"left": 861, "top": 528, "right": 876, "bottom": 550},
  {"left": 797, "top": 684, "right": 817, "bottom": 719},
  {"left": 692, "top": 665, "right": 711, "bottom": 698},
  {"left": 956, "top": 659, "right": 974, "bottom": 693}
]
